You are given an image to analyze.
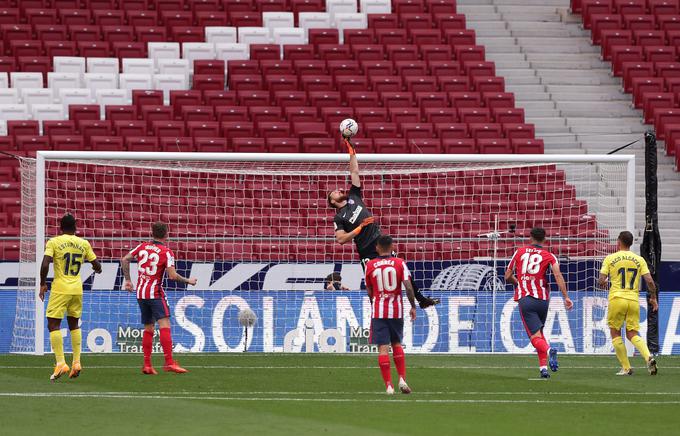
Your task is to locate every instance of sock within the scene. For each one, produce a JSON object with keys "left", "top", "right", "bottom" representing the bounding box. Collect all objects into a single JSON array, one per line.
[
  {"left": 378, "top": 354, "right": 392, "bottom": 387},
  {"left": 159, "top": 327, "right": 174, "bottom": 365},
  {"left": 143, "top": 330, "right": 153, "bottom": 367},
  {"left": 630, "top": 335, "right": 651, "bottom": 362},
  {"left": 530, "top": 336, "right": 550, "bottom": 367},
  {"left": 392, "top": 344, "right": 406, "bottom": 380},
  {"left": 50, "top": 330, "right": 65, "bottom": 365},
  {"left": 70, "top": 328, "right": 82, "bottom": 364},
  {"left": 613, "top": 336, "right": 631, "bottom": 370}
]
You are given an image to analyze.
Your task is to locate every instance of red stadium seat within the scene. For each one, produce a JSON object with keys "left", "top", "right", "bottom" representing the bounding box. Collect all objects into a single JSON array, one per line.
[
  {"left": 308, "top": 29, "right": 339, "bottom": 45},
  {"left": 601, "top": 29, "right": 633, "bottom": 61},
  {"left": 632, "top": 77, "right": 665, "bottom": 108},
  {"left": 642, "top": 92, "right": 676, "bottom": 123},
  {"left": 8, "top": 121, "right": 40, "bottom": 137},
  {"left": 216, "top": 106, "right": 250, "bottom": 122}
]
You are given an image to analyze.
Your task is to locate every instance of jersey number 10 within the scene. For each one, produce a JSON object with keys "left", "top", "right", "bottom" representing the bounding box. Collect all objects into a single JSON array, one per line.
[{"left": 372, "top": 266, "right": 398, "bottom": 293}]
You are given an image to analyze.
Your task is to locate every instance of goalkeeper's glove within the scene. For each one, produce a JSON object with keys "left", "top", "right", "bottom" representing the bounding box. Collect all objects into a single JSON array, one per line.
[
  {"left": 343, "top": 137, "right": 356, "bottom": 155},
  {"left": 351, "top": 216, "right": 374, "bottom": 236},
  {"left": 418, "top": 296, "right": 441, "bottom": 309}
]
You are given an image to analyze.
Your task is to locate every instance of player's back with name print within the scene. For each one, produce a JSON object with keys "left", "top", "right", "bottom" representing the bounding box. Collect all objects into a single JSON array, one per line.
[
  {"left": 509, "top": 246, "right": 558, "bottom": 301},
  {"left": 366, "top": 257, "right": 410, "bottom": 319},
  {"left": 129, "top": 241, "right": 175, "bottom": 300}
]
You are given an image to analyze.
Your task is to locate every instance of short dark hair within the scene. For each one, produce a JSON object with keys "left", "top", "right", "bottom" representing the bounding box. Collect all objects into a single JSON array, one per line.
[
  {"left": 376, "top": 235, "right": 393, "bottom": 250},
  {"left": 152, "top": 221, "right": 168, "bottom": 240},
  {"left": 618, "top": 231, "right": 634, "bottom": 248},
  {"left": 325, "top": 272, "right": 342, "bottom": 284},
  {"left": 530, "top": 227, "right": 546, "bottom": 242},
  {"left": 60, "top": 213, "right": 76, "bottom": 232}
]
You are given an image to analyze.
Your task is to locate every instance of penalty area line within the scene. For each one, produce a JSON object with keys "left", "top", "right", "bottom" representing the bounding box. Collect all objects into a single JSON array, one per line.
[
  {"left": 1, "top": 365, "right": 679, "bottom": 370},
  {"left": 0, "top": 392, "right": 679, "bottom": 405}
]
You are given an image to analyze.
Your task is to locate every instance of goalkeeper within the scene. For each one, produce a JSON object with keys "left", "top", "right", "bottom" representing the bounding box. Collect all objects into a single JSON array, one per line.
[{"left": 327, "top": 137, "right": 439, "bottom": 308}]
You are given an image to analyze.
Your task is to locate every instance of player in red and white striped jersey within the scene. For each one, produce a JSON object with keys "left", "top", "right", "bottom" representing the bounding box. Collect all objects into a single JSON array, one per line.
[
  {"left": 121, "top": 221, "right": 197, "bottom": 375},
  {"left": 506, "top": 227, "right": 573, "bottom": 378},
  {"left": 365, "top": 235, "right": 417, "bottom": 395}
]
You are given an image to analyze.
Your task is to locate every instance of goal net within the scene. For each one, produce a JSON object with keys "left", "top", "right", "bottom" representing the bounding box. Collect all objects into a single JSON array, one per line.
[{"left": 12, "top": 152, "right": 635, "bottom": 354}]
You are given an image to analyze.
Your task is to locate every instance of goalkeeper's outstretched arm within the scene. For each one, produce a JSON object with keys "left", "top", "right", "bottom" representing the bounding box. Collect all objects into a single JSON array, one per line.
[{"left": 344, "top": 137, "right": 360, "bottom": 187}]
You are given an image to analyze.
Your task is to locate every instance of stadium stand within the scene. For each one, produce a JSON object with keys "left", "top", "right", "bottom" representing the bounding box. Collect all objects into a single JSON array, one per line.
[{"left": 0, "top": 0, "right": 648, "bottom": 260}]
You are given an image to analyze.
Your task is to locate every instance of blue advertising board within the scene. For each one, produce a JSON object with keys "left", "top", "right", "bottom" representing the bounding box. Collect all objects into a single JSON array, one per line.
[{"left": 1, "top": 260, "right": 679, "bottom": 354}]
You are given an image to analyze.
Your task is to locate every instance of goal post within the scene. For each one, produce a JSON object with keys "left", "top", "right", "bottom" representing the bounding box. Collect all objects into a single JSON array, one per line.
[{"left": 15, "top": 152, "right": 636, "bottom": 355}]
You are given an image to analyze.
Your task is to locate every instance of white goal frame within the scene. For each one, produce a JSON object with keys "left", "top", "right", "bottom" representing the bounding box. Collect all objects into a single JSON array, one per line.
[{"left": 30, "top": 152, "right": 636, "bottom": 355}]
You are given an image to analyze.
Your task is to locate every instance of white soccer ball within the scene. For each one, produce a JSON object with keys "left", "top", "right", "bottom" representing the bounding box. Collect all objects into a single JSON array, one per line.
[
  {"left": 339, "top": 118, "right": 359, "bottom": 138},
  {"left": 238, "top": 308, "right": 257, "bottom": 327}
]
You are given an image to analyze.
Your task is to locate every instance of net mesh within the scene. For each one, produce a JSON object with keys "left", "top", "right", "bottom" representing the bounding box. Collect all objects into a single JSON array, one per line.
[{"left": 13, "top": 155, "right": 630, "bottom": 354}]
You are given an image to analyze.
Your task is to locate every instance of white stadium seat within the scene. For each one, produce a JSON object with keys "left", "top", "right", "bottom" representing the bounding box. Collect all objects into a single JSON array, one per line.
[
  {"left": 153, "top": 74, "right": 190, "bottom": 102},
  {"left": 0, "top": 72, "right": 7, "bottom": 88},
  {"left": 87, "top": 58, "right": 119, "bottom": 74},
  {"left": 360, "top": 0, "right": 391, "bottom": 13},
  {"left": 263, "top": 12, "right": 295, "bottom": 30},
  {"left": 119, "top": 74, "right": 153, "bottom": 91},
  {"left": 157, "top": 59, "right": 191, "bottom": 77},
  {"left": 58, "top": 88, "right": 93, "bottom": 106},
  {"left": 10, "top": 73, "right": 43, "bottom": 89},
  {"left": 148, "top": 42, "right": 181, "bottom": 62},
  {"left": 0, "top": 120, "right": 6, "bottom": 136},
  {"left": 95, "top": 89, "right": 130, "bottom": 108},
  {"left": 47, "top": 73, "right": 82, "bottom": 92},
  {"left": 273, "top": 28, "right": 307, "bottom": 45},
  {"left": 327, "top": 0, "right": 358, "bottom": 17},
  {"left": 122, "top": 58, "right": 155, "bottom": 75},
  {"left": 32, "top": 104, "right": 65, "bottom": 121},
  {"left": 298, "top": 13, "right": 332, "bottom": 30},
  {"left": 21, "top": 88, "right": 54, "bottom": 107},
  {"left": 238, "top": 27, "right": 270, "bottom": 44},
  {"left": 84, "top": 73, "right": 119, "bottom": 91},
  {"left": 0, "top": 89, "right": 19, "bottom": 104},
  {"left": 334, "top": 13, "right": 368, "bottom": 30},
  {"left": 53, "top": 57, "right": 86, "bottom": 75},
  {"left": 183, "top": 43, "right": 217, "bottom": 64},
  {"left": 215, "top": 43, "right": 250, "bottom": 61},
  {"left": 205, "top": 27, "right": 237, "bottom": 44},
  {"left": 0, "top": 104, "right": 29, "bottom": 120}
]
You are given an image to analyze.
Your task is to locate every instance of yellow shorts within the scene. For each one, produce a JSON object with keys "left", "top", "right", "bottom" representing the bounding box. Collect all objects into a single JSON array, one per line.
[
  {"left": 46, "top": 293, "right": 83, "bottom": 319},
  {"left": 607, "top": 297, "right": 640, "bottom": 331}
]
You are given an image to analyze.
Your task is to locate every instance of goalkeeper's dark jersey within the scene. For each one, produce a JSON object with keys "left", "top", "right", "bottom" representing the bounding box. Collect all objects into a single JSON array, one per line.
[{"left": 333, "top": 184, "right": 381, "bottom": 261}]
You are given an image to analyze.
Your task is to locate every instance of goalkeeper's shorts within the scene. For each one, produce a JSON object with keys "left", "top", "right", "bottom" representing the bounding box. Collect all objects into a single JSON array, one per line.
[{"left": 370, "top": 318, "right": 404, "bottom": 345}]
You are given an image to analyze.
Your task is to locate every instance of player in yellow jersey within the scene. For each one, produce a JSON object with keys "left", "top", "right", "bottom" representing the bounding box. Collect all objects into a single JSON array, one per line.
[
  {"left": 39, "top": 214, "right": 101, "bottom": 381},
  {"left": 598, "top": 231, "right": 658, "bottom": 376}
]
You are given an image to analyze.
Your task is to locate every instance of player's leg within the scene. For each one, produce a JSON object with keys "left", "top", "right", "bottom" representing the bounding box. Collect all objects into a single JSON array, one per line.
[
  {"left": 46, "top": 293, "right": 70, "bottom": 380},
  {"left": 155, "top": 296, "right": 187, "bottom": 373},
  {"left": 138, "top": 299, "right": 158, "bottom": 375},
  {"left": 388, "top": 319, "right": 410, "bottom": 394},
  {"left": 66, "top": 295, "right": 83, "bottom": 378},
  {"left": 371, "top": 318, "right": 394, "bottom": 393},
  {"left": 519, "top": 297, "right": 550, "bottom": 378},
  {"left": 624, "top": 301, "right": 657, "bottom": 375},
  {"left": 608, "top": 298, "right": 632, "bottom": 375}
]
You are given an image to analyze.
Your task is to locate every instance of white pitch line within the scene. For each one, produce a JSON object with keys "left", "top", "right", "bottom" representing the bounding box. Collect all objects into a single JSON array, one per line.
[
  {"left": 1, "top": 365, "right": 679, "bottom": 370},
  {"left": 3, "top": 391, "right": 680, "bottom": 396},
  {"left": 0, "top": 393, "right": 679, "bottom": 405}
]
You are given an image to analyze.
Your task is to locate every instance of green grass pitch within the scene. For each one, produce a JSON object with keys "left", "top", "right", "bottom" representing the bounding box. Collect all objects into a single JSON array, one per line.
[{"left": 0, "top": 354, "right": 678, "bottom": 435}]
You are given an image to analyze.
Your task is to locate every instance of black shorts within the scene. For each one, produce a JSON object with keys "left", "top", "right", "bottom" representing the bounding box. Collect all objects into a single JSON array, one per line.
[
  {"left": 370, "top": 318, "right": 404, "bottom": 345},
  {"left": 518, "top": 296, "right": 549, "bottom": 336},
  {"left": 360, "top": 249, "right": 397, "bottom": 271},
  {"left": 138, "top": 297, "right": 171, "bottom": 325}
]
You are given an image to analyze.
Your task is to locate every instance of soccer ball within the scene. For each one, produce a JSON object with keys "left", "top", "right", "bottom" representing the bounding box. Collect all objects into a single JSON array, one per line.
[{"left": 339, "top": 118, "right": 359, "bottom": 138}]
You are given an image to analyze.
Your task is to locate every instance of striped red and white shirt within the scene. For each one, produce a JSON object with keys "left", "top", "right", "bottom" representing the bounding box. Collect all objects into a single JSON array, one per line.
[
  {"left": 129, "top": 241, "right": 175, "bottom": 300},
  {"left": 508, "top": 245, "right": 558, "bottom": 301},
  {"left": 365, "top": 256, "right": 411, "bottom": 319}
]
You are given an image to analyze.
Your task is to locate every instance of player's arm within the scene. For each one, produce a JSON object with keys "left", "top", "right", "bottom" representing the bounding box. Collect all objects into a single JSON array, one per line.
[
  {"left": 90, "top": 259, "right": 102, "bottom": 274},
  {"left": 642, "top": 273, "right": 659, "bottom": 312},
  {"left": 347, "top": 139, "right": 361, "bottom": 188},
  {"left": 404, "top": 279, "right": 417, "bottom": 321},
  {"left": 505, "top": 251, "right": 519, "bottom": 286},
  {"left": 120, "top": 252, "right": 135, "bottom": 292},
  {"left": 166, "top": 266, "right": 197, "bottom": 286},
  {"left": 334, "top": 216, "right": 375, "bottom": 245},
  {"left": 597, "top": 273, "right": 608, "bottom": 289},
  {"left": 550, "top": 262, "right": 574, "bottom": 310},
  {"left": 38, "top": 255, "right": 52, "bottom": 301}
]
